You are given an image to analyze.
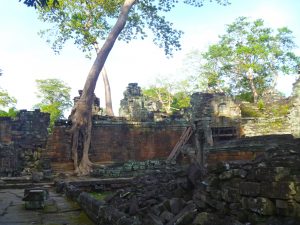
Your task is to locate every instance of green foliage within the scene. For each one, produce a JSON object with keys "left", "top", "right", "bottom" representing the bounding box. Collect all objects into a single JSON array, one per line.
[
  {"left": 35, "top": 78, "right": 72, "bottom": 130},
  {"left": 173, "top": 91, "right": 191, "bottom": 110},
  {"left": 241, "top": 100, "right": 291, "bottom": 118},
  {"left": 271, "top": 102, "right": 291, "bottom": 117},
  {"left": 200, "top": 17, "right": 300, "bottom": 101},
  {"left": 0, "top": 89, "right": 17, "bottom": 108},
  {"left": 0, "top": 108, "right": 18, "bottom": 118},
  {"left": 36, "top": 0, "right": 230, "bottom": 57},
  {"left": 240, "top": 104, "right": 262, "bottom": 117},
  {"left": 257, "top": 99, "right": 265, "bottom": 111},
  {"left": 89, "top": 191, "right": 113, "bottom": 201},
  {"left": 20, "top": 0, "right": 58, "bottom": 8},
  {"left": 143, "top": 77, "right": 191, "bottom": 114}
]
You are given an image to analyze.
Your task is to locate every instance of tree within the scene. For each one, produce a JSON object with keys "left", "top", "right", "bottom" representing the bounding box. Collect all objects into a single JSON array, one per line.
[
  {"left": 27, "top": 0, "right": 230, "bottom": 175},
  {"left": 101, "top": 68, "right": 114, "bottom": 116},
  {"left": 143, "top": 78, "right": 191, "bottom": 114},
  {"left": 20, "top": 0, "right": 58, "bottom": 8},
  {"left": 200, "top": 17, "right": 300, "bottom": 102},
  {"left": 37, "top": 0, "right": 115, "bottom": 116},
  {"left": 0, "top": 70, "right": 17, "bottom": 117},
  {"left": 0, "top": 88, "right": 17, "bottom": 117},
  {"left": 35, "top": 78, "right": 72, "bottom": 130}
]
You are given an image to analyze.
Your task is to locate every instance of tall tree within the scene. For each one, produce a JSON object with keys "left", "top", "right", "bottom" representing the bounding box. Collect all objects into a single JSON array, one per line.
[
  {"left": 101, "top": 68, "right": 114, "bottom": 116},
  {"left": 37, "top": 0, "right": 115, "bottom": 115},
  {"left": 200, "top": 17, "right": 300, "bottom": 102},
  {"left": 35, "top": 78, "right": 72, "bottom": 130},
  {"left": 27, "top": 0, "right": 230, "bottom": 175}
]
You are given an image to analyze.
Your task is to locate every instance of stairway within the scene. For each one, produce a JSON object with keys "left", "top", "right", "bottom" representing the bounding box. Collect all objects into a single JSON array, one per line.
[{"left": 167, "top": 126, "right": 194, "bottom": 162}]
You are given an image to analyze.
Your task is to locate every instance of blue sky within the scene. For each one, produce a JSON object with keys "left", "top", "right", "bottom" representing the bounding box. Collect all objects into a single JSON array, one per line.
[{"left": 0, "top": 0, "right": 299, "bottom": 114}]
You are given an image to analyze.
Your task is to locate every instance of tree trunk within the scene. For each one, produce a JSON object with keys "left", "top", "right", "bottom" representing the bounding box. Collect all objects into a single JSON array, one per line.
[
  {"left": 101, "top": 67, "right": 114, "bottom": 116},
  {"left": 247, "top": 68, "right": 258, "bottom": 103},
  {"left": 93, "top": 43, "right": 114, "bottom": 117},
  {"left": 69, "top": 0, "right": 137, "bottom": 175}
]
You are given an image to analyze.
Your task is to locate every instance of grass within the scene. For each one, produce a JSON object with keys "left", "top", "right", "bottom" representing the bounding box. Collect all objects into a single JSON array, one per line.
[{"left": 89, "top": 191, "right": 113, "bottom": 201}]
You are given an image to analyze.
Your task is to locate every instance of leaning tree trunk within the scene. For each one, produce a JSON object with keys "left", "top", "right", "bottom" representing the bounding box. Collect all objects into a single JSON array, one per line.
[
  {"left": 70, "top": 0, "right": 136, "bottom": 175},
  {"left": 101, "top": 67, "right": 114, "bottom": 116}
]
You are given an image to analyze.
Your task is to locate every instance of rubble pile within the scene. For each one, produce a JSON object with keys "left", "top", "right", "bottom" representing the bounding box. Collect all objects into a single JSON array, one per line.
[{"left": 71, "top": 139, "right": 300, "bottom": 225}]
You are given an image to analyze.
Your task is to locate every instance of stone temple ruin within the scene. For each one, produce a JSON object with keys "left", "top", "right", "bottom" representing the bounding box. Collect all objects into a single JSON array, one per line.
[{"left": 1, "top": 80, "right": 300, "bottom": 224}]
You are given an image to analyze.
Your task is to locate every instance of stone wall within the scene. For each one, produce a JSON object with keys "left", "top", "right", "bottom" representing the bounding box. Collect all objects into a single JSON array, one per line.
[
  {"left": 46, "top": 118, "right": 187, "bottom": 171},
  {"left": 0, "top": 117, "right": 12, "bottom": 144},
  {"left": 289, "top": 78, "right": 300, "bottom": 138},
  {"left": 0, "top": 110, "right": 49, "bottom": 176},
  {"left": 241, "top": 117, "right": 291, "bottom": 137}
]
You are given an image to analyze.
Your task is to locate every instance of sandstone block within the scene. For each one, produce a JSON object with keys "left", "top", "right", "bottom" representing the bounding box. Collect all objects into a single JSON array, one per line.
[
  {"left": 242, "top": 197, "right": 275, "bottom": 216},
  {"left": 261, "top": 182, "right": 296, "bottom": 199},
  {"left": 239, "top": 182, "right": 260, "bottom": 197}
]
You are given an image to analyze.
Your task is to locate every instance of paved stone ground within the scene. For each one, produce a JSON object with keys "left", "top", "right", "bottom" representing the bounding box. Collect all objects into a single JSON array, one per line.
[{"left": 0, "top": 188, "right": 94, "bottom": 225}]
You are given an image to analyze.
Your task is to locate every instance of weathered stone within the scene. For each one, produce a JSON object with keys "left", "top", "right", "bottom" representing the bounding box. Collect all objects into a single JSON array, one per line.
[
  {"left": 98, "top": 205, "right": 141, "bottom": 225},
  {"left": 239, "top": 182, "right": 260, "bottom": 197},
  {"left": 169, "top": 197, "right": 186, "bottom": 215},
  {"left": 221, "top": 187, "right": 240, "bottom": 203},
  {"left": 192, "top": 212, "right": 226, "bottom": 225},
  {"left": 166, "top": 203, "right": 197, "bottom": 225},
  {"left": 23, "top": 188, "right": 49, "bottom": 210},
  {"left": 187, "top": 162, "right": 203, "bottom": 187},
  {"left": 146, "top": 212, "right": 164, "bottom": 225},
  {"left": 219, "top": 170, "right": 234, "bottom": 180},
  {"left": 160, "top": 210, "right": 174, "bottom": 223},
  {"left": 242, "top": 197, "right": 275, "bottom": 216},
  {"left": 31, "top": 171, "right": 43, "bottom": 182},
  {"left": 192, "top": 212, "right": 210, "bottom": 225},
  {"left": 252, "top": 167, "right": 290, "bottom": 182},
  {"left": 289, "top": 78, "right": 300, "bottom": 138},
  {"left": 275, "top": 199, "right": 300, "bottom": 217},
  {"left": 129, "top": 196, "right": 139, "bottom": 215},
  {"left": 261, "top": 182, "right": 296, "bottom": 199}
]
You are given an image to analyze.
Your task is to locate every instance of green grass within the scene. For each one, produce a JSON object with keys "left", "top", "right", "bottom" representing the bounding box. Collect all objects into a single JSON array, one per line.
[{"left": 89, "top": 191, "right": 113, "bottom": 201}]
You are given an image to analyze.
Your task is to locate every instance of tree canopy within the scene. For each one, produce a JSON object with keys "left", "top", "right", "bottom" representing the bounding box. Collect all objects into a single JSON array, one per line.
[
  {"left": 20, "top": 0, "right": 58, "bottom": 8},
  {"left": 199, "top": 17, "right": 300, "bottom": 102},
  {"left": 35, "top": 78, "right": 72, "bottom": 130},
  {"left": 143, "top": 78, "right": 191, "bottom": 114},
  {"left": 0, "top": 89, "right": 17, "bottom": 108},
  {"left": 36, "top": 0, "right": 229, "bottom": 56}
]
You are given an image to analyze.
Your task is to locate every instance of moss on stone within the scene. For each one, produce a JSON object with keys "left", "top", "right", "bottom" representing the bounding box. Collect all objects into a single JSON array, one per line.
[{"left": 89, "top": 191, "right": 113, "bottom": 201}]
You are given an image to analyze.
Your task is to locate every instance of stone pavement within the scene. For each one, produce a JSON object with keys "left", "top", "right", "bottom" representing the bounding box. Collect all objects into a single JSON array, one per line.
[{"left": 0, "top": 188, "right": 94, "bottom": 225}]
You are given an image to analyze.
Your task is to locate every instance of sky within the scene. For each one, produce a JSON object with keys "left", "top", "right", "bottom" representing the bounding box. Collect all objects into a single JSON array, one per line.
[{"left": 0, "top": 0, "right": 300, "bottom": 115}]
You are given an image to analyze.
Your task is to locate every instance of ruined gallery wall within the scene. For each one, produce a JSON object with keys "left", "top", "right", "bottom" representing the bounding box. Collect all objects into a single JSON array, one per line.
[
  {"left": 289, "top": 78, "right": 300, "bottom": 138},
  {"left": 0, "top": 110, "right": 50, "bottom": 176},
  {"left": 0, "top": 117, "right": 12, "bottom": 144},
  {"left": 47, "top": 120, "right": 187, "bottom": 165},
  {"left": 241, "top": 117, "right": 291, "bottom": 137}
]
